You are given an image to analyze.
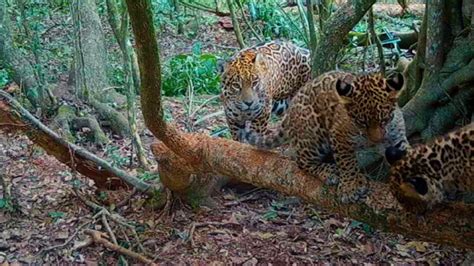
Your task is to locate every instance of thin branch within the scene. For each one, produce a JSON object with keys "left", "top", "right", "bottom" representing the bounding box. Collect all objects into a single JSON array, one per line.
[
  {"left": 368, "top": 7, "right": 385, "bottom": 75},
  {"left": 235, "top": 0, "right": 263, "bottom": 42},
  {"left": 227, "top": 0, "right": 245, "bottom": 48},
  {"left": 102, "top": 213, "right": 118, "bottom": 245},
  {"left": 179, "top": 0, "right": 229, "bottom": 16},
  {"left": 296, "top": 0, "right": 310, "bottom": 43},
  {"left": 84, "top": 229, "right": 155, "bottom": 265},
  {"left": 306, "top": 0, "right": 317, "bottom": 54},
  {"left": 277, "top": 4, "right": 309, "bottom": 45}
]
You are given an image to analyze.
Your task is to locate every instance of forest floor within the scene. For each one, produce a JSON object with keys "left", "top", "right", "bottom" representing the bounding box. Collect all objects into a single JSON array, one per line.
[
  {"left": 0, "top": 3, "right": 471, "bottom": 265},
  {"left": 0, "top": 97, "right": 469, "bottom": 264}
]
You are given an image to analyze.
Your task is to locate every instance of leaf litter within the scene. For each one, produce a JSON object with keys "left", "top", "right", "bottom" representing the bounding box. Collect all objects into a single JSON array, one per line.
[{"left": 0, "top": 95, "right": 469, "bottom": 264}]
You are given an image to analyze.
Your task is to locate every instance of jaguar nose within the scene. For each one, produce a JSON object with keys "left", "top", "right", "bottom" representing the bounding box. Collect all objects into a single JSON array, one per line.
[
  {"left": 385, "top": 146, "right": 407, "bottom": 165},
  {"left": 243, "top": 100, "right": 253, "bottom": 106}
]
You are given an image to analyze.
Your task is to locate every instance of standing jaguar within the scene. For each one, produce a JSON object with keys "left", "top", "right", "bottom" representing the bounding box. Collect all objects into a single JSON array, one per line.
[
  {"left": 245, "top": 71, "right": 406, "bottom": 203},
  {"left": 220, "top": 40, "right": 311, "bottom": 141},
  {"left": 388, "top": 123, "right": 474, "bottom": 214}
]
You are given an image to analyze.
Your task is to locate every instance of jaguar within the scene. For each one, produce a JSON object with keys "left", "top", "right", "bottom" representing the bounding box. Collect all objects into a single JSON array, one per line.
[
  {"left": 245, "top": 71, "right": 406, "bottom": 203},
  {"left": 388, "top": 123, "right": 473, "bottom": 214},
  {"left": 221, "top": 40, "right": 311, "bottom": 141}
]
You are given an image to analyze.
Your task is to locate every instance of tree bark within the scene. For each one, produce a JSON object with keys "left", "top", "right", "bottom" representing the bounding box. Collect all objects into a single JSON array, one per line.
[
  {"left": 125, "top": 0, "right": 474, "bottom": 250},
  {"left": 71, "top": 0, "right": 130, "bottom": 137},
  {"left": 402, "top": 1, "right": 474, "bottom": 140},
  {"left": 311, "top": 0, "right": 376, "bottom": 76}
]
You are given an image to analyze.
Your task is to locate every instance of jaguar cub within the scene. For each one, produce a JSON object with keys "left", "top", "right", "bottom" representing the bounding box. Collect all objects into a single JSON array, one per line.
[
  {"left": 246, "top": 71, "right": 405, "bottom": 203},
  {"left": 388, "top": 123, "right": 473, "bottom": 214},
  {"left": 221, "top": 41, "right": 311, "bottom": 141}
]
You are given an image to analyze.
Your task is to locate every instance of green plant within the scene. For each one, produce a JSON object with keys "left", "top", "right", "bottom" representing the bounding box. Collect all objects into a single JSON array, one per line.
[
  {"left": 105, "top": 145, "right": 128, "bottom": 167},
  {"left": 48, "top": 211, "right": 66, "bottom": 223},
  {"left": 0, "top": 69, "right": 10, "bottom": 88},
  {"left": 139, "top": 171, "right": 159, "bottom": 181},
  {"left": 162, "top": 42, "right": 221, "bottom": 96},
  {"left": 253, "top": 0, "right": 305, "bottom": 44},
  {"left": 0, "top": 197, "right": 15, "bottom": 212}
]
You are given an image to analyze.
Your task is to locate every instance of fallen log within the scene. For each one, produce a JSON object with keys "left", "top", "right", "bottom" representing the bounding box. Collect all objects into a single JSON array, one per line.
[
  {"left": 0, "top": 90, "right": 156, "bottom": 193},
  {"left": 150, "top": 135, "right": 474, "bottom": 250}
]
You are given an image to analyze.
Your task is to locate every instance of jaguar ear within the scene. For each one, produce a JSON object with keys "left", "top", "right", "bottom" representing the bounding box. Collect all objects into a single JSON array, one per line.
[
  {"left": 253, "top": 53, "right": 268, "bottom": 72},
  {"left": 387, "top": 72, "right": 404, "bottom": 91},
  {"left": 336, "top": 79, "right": 353, "bottom": 97},
  {"left": 408, "top": 176, "right": 428, "bottom": 196}
]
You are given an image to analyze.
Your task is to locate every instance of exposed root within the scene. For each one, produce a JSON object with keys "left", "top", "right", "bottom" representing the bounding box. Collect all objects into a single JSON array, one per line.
[{"left": 73, "top": 188, "right": 150, "bottom": 260}]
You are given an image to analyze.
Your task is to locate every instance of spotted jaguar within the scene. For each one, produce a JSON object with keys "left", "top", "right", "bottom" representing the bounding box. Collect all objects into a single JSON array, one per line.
[
  {"left": 388, "top": 123, "right": 473, "bottom": 214},
  {"left": 221, "top": 40, "right": 311, "bottom": 141},
  {"left": 245, "top": 71, "right": 406, "bottom": 203}
]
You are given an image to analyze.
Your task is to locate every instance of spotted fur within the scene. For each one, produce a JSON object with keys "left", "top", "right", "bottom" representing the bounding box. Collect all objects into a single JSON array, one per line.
[
  {"left": 389, "top": 124, "right": 474, "bottom": 214},
  {"left": 221, "top": 41, "right": 311, "bottom": 141},
  {"left": 246, "top": 71, "right": 405, "bottom": 203}
]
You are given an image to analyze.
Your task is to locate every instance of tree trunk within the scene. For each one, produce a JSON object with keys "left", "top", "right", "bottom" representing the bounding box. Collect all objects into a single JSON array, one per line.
[
  {"left": 106, "top": 0, "right": 150, "bottom": 169},
  {"left": 71, "top": 0, "right": 130, "bottom": 137},
  {"left": 402, "top": 0, "right": 473, "bottom": 140},
  {"left": 311, "top": 0, "right": 376, "bottom": 77},
  {"left": 125, "top": 0, "right": 474, "bottom": 250},
  {"left": 16, "top": 0, "right": 56, "bottom": 109},
  {"left": 0, "top": 0, "right": 51, "bottom": 110}
]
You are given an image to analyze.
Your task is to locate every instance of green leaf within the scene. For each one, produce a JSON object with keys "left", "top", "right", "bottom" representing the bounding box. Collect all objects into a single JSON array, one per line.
[
  {"left": 262, "top": 209, "right": 278, "bottom": 220},
  {"left": 192, "top": 42, "right": 202, "bottom": 55},
  {"left": 0, "top": 198, "right": 6, "bottom": 209},
  {"left": 48, "top": 211, "right": 66, "bottom": 219}
]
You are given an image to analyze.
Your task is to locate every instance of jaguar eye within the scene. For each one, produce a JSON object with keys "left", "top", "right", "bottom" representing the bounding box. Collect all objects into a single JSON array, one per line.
[
  {"left": 336, "top": 80, "right": 353, "bottom": 96},
  {"left": 407, "top": 177, "right": 428, "bottom": 195}
]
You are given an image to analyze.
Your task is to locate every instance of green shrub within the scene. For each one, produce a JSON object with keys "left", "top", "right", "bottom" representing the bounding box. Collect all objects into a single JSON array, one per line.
[{"left": 162, "top": 43, "right": 221, "bottom": 96}]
